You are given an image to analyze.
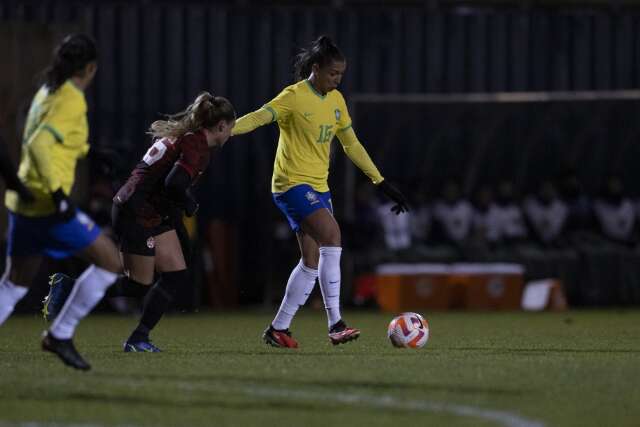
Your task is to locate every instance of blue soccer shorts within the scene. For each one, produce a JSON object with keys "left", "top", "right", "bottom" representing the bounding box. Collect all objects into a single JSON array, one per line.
[
  {"left": 7, "top": 210, "right": 101, "bottom": 259},
  {"left": 272, "top": 183, "right": 333, "bottom": 233}
]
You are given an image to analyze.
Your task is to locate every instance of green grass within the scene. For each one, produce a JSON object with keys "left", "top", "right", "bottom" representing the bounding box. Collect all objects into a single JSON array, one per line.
[{"left": 1, "top": 310, "right": 639, "bottom": 427}]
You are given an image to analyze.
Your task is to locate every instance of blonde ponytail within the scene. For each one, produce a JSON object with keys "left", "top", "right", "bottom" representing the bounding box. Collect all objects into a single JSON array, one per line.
[{"left": 148, "top": 91, "right": 235, "bottom": 139}]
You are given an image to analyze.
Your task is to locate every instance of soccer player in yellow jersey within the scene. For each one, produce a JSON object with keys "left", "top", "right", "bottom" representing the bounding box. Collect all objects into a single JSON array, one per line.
[
  {"left": 0, "top": 34, "right": 123, "bottom": 370},
  {"left": 233, "top": 36, "right": 409, "bottom": 348}
]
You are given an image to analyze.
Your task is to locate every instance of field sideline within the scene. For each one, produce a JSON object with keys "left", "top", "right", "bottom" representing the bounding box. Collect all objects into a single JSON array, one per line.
[{"left": 1, "top": 310, "right": 639, "bottom": 427}]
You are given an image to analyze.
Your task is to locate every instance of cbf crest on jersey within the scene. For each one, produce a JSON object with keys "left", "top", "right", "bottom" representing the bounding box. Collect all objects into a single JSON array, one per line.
[{"left": 335, "top": 109, "right": 341, "bottom": 121}]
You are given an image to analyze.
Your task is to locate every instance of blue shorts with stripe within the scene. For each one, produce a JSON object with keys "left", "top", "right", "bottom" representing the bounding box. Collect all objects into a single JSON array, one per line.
[
  {"left": 7, "top": 210, "right": 101, "bottom": 259},
  {"left": 273, "top": 184, "right": 333, "bottom": 233}
]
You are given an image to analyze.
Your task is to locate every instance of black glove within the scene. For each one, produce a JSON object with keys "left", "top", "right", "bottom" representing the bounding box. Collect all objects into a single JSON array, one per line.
[
  {"left": 51, "top": 188, "right": 76, "bottom": 222},
  {"left": 184, "top": 189, "right": 199, "bottom": 217},
  {"left": 377, "top": 180, "right": 409, "bottom": 215}
]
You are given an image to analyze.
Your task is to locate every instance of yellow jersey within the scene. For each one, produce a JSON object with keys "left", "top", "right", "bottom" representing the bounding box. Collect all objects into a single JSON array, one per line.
[
  {"left": 5, "top": 80, "right": 90, "bottom": 216},
  {"left": 233, "top": 80, "right": 383, "bottom": 193}
]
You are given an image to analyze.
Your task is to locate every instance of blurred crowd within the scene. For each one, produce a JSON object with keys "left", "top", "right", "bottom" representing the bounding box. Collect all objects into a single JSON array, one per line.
[
  {"left": 351, "top": 173, "right": 639, "bottom": 261},
  {"left": 345, "top": 173, "right": 640, "bottom": 306}
]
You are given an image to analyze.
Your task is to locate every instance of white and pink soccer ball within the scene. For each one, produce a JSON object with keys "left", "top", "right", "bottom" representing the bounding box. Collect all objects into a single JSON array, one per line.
[{"left": 387, "top": 312, "right": 430, "bottom": 348}]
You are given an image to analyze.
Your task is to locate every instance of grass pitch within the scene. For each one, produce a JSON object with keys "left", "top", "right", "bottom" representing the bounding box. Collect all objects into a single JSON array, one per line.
[{"left": 1, "top": 310, "right": 639, "bottom": 427}]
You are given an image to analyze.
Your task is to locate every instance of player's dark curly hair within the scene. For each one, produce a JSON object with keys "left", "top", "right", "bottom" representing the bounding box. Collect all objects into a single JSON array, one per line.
[
  {"left": 43, "top": 33, "right": 98, "bottom": 93},
  {"left": 148, "top": 92, "right": 236, "bottom": 139},
  {"left": 294, "top": 35, "right": 345, "bottom": 82}
]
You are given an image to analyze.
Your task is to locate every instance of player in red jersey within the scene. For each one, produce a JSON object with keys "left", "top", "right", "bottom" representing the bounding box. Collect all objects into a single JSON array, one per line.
[{"left": 46, "top": 92, "right": 235, "bottom": 352}]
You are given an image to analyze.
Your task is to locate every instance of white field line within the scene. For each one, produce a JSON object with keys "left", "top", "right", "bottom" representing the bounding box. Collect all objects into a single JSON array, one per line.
[
  {"left": 1, "top": 376, "right": 547, "bottom": 427},
  {"left": 115, "top": 376, "right": 546, "bottom": 427},
  {"left": 236, "top": 385, "right": 545, "bottom": 427}
]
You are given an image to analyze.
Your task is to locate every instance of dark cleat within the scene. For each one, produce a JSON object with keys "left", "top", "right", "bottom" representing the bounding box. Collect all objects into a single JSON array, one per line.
[
  {"left": 42, "top": 273, "right": 75, "bottom": 322},
  {"left": 123, "top": 339, "right": 162, "bottom": 353},
  {"left": 41, "top": 332, "right": 91, "bottom": 371}
]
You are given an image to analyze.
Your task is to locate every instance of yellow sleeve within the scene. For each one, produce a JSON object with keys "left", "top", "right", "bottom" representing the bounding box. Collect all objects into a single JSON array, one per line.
[
  {"left": 27, "top": 128, "right": 61, "bottom": 192},
  {"left": 264, "top": 86, "right": 295, "bottom": 122},
  {"left": 232, "top": 86, "right": 296, "bottom": 136},
  {"left": 336, "top": 127, "right": 384, "bottom": 185},
  {"left": 232, "top": 108, "right": 274, "bottom": 136},
  {"left": 335, "top": 90, "right": 352, "bottom": 131}
]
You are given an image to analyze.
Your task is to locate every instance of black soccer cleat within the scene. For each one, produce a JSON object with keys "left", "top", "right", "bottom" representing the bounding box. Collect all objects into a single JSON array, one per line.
[
  {"left": 42, "top": 273, "right": 76, "bottom": 322},
  {"left": 41, "top": 332, "right": 91, "bottom": 371}
]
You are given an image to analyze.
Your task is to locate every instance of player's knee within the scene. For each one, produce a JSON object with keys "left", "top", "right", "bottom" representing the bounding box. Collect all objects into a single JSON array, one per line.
[
  {"left": 301, "top": 255, "right": 319, "bottom": 270},
  {"left": 100, "top": 251, "right": 123, "bottom": 274},
  {"left": 97, "top": 241, "right": 123, "bottom": 274},
  {"left": 318, "top": 228, "right": 341, "bottom": 247}
]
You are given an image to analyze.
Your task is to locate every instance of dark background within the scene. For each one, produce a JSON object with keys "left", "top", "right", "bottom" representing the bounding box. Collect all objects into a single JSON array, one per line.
[{"left": 2, "top": 0, "right": 640, "bottom": 310}]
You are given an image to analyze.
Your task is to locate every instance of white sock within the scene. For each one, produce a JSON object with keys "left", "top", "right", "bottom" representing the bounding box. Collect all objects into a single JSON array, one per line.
[
  {"left": 49, "top": 265, "right": 118, "bottom": 339},
  {"left": 318, "top": 246, "right": 342, "bottom": 328},
  {"left": 0, "top": 279, "right": 29, "bottom": 325},
  {"left": 272, "top": 261, "right": 318, "bottom": 330}
]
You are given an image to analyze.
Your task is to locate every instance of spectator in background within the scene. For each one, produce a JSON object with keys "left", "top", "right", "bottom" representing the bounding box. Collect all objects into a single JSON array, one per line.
[
  {"left": 350, "top": 181, "right": 380, "bottom": 250},
  {"left": 376, "top": 193, "right": 412, "bottom": 251},
  {"left": 493, "top": 179, "right": 528, "bottom": 246},
  {"left": 558, "top": 170, "right": 593, "bottom": 234},
  {"left": 594, "top": 176, "right": 636, "bottom": 245},
  {"left": 409, "top": 184, "right": 431, "bottom": 247},
  {"left": 433, "top": 179, "right": 472, "bottom": 246},
  {"left": 523, "top": 180, "right": 568, "bottom": 247},
  {"left": 470, "top": 184, "right": 500, "bottom": 257}
]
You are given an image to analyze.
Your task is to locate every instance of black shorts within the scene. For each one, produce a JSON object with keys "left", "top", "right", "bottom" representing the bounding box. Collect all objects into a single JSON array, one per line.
[{"left": 112, "top": 204, "right": 175, "bottom": 256}]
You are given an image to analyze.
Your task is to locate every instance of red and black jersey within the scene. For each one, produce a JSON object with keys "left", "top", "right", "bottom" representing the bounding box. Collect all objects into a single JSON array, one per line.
[{"left": 114, "top": 130, "right": 210, "bottom": 226}]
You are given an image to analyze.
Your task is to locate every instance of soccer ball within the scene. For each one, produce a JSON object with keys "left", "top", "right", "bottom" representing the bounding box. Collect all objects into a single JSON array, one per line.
[{"left": 387, "top": 312, "right": 430, "bottom": 348}]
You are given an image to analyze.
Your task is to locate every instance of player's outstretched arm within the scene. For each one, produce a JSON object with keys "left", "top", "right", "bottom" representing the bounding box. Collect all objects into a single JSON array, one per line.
[
  {"left": 231, "top": 107, "right": 274, "bottom": 136},
  {"left": 337, "top": 127, "right": 409, "bottom": 214},
  {"left": 337, "top": 127, "right": 383, "bottom": 183}
]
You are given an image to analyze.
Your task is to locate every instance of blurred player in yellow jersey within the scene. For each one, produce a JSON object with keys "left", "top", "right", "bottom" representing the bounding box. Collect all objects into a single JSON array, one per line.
[
  {"left": 0, "top": 34, "right": 123, "bottom": 370},
  {"left": 233, "top": 36, "right": 409, "bottom": 348}
]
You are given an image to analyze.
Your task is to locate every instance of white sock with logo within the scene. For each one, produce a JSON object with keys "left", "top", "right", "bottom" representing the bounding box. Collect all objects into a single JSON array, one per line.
[
  {"left": 318, "top": 246, "right": 342, "bottom": 328},
  {"left": 272, "top": 260, "right": 318, "bottom": 330},
  {"left": 49, "top": 265, "right": 118, "bottom": 339},
  {"left": 0, "top": 278, "right": 29, "bottom": 325}
]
